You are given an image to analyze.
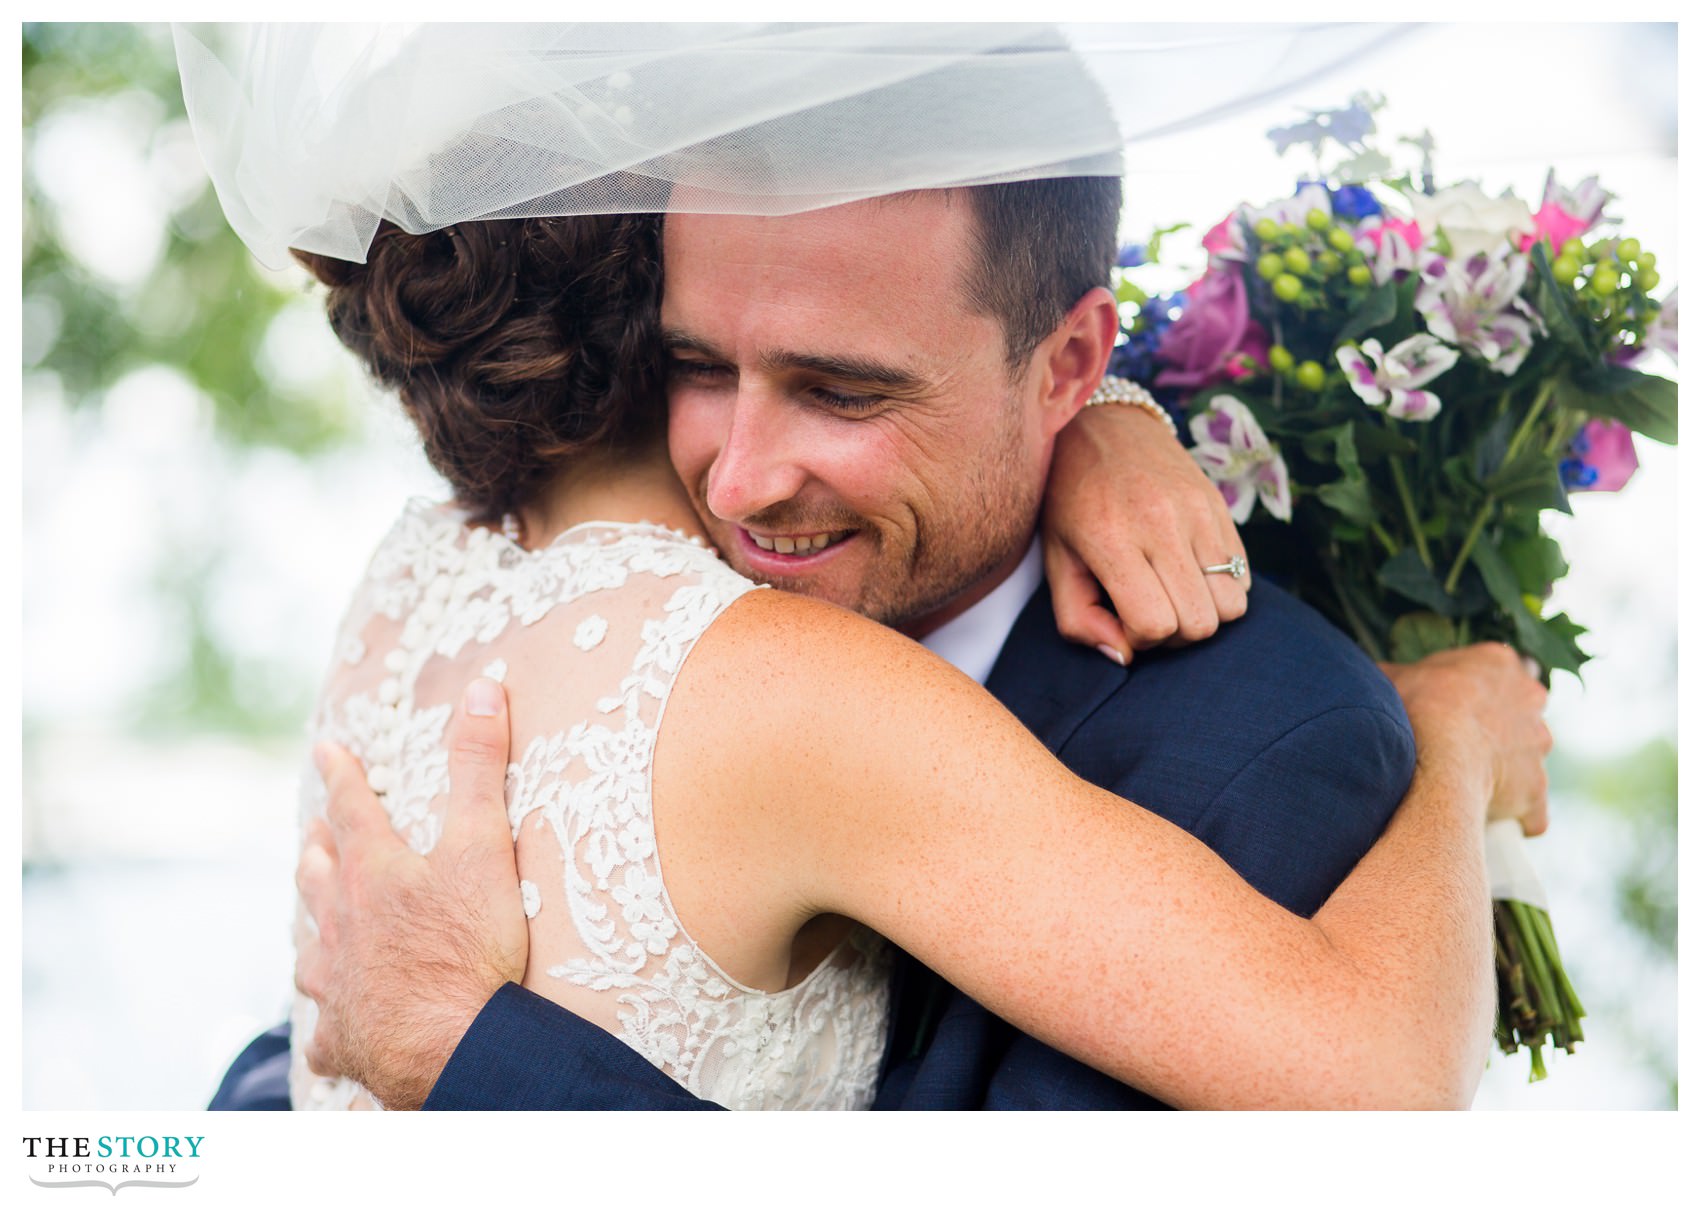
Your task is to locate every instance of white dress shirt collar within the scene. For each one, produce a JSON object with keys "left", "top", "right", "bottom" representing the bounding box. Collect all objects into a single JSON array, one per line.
[{"left": 917, "top": 538, "right": 1043, "bottom": 686}]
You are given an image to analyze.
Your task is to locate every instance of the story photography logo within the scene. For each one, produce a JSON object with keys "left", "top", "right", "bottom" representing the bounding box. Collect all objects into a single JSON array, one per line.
[{"left": 22, "top": 1134, "right": 203, "bottom": 1195}]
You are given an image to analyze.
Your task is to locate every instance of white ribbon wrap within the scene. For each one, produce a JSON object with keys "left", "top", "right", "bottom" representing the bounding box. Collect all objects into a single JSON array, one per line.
[{"left": 1484, "top": 818, "right": 1548, "bottom": 910}]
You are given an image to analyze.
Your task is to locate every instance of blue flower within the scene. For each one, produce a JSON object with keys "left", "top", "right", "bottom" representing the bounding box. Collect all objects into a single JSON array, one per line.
[
  {"left": 1116, "top": 242, "right": 1148, "bottom": 268},
  {"left": 1107, "top": 330, "right": 1160, "bottom": 384},
  {"left": 1559, "top": 457, "right": 1599, "bottom": 490},
  {"left": 1141, "top": 294, "right": 1180, "bottom": 328},
  {"left": 1110, "top": 292, "right": 1187, "bottom": 390},
  {"left": 1330, "top": 184, "right": 1383, "bottom": 221}
]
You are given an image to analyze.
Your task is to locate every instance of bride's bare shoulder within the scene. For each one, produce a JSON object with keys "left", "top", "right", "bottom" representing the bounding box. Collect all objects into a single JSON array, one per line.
[
  {"left": 663, "top": 585, "right": 1029, "bottom": 797},
  {"left": 695, "top": 587, "right": 969, "bottom": 697}
]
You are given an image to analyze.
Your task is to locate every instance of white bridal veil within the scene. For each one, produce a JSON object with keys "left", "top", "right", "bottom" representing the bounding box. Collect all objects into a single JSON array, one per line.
[{"left": 173, "top": 21, "right": 1412, "bottom": 269}]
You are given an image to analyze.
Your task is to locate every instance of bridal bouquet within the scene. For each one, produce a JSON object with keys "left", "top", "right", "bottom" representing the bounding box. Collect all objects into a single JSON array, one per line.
[{"left": 1113, "top": 99, "right": 1678, "bottom": 1080}]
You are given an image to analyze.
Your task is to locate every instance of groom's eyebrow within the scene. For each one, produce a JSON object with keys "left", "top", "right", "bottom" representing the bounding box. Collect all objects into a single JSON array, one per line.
[
  {"left": 768, "top": 350, "right": 927, "bottom": 395},
  {"left": 661, "top": 330, "right": 928, "bottom": 395}
]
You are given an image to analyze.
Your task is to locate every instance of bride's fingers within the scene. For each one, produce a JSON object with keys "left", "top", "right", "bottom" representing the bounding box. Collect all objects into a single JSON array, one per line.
[
  {"left": 1191, "top": 508, "right": 1251, "bottom": 627},
  {"left": 439, "top": 678, "right": 515, "bottom": 857},
  {"left": 1043, "top": 539, "right": 1131, "bottom": 665}
]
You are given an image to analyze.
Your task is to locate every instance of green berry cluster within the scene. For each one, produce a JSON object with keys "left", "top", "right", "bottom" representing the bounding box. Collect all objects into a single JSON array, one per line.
[
  {"left": 1250, "top": 208, "right": 1376, "bottom": 393},
  {"left": 1253, "top": 210, "right": 1376, "bottom": 313},
  {"left": 1550, "top": 235, "right": 1659, "bottom": 300}
]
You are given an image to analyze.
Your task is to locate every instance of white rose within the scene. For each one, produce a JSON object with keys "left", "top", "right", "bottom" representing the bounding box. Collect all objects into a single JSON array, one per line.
[{"left": 1409, "top": 183, "right": 1534, "bottom": 263}]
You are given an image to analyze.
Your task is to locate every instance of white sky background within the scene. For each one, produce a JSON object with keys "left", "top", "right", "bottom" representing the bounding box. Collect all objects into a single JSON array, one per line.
[{"left": 7, "top": 14, "right": 1691, "bottom": 1197}]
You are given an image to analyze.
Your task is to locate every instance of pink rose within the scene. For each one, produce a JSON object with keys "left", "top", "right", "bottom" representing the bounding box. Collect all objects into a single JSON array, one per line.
[
  {"left": 1155, "top": 269, "right": 1270, "bottom": 390},
  {"left": 1363, "top": 217, "right": 1423, "bottom": 254},
  {"left": 1521, "top": 202, "right": 1590, "bottom": 254},
  {"left": 1201, "top": 212, "right": 1239, "bottom": 256}
]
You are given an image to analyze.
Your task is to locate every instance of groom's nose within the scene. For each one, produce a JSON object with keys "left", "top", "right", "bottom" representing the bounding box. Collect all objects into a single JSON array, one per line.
[{"left": 703, "top": 390, "right": 811, "bottom": 523}]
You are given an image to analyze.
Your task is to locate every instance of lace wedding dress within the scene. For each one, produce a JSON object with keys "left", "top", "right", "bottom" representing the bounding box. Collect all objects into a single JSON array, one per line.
[{"left": 290, "top": 501, "right": 891, "bottom": 1110}]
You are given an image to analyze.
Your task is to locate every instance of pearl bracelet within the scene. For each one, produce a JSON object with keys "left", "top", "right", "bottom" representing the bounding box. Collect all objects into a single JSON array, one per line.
[{"left": 1085, "top": 375, "right": 1177, "bottom": 437}]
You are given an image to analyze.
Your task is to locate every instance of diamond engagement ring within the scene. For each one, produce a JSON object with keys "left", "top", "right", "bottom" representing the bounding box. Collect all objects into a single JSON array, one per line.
[{"left": 1203, "top": 555, "right": 1248, "bottom": 580}]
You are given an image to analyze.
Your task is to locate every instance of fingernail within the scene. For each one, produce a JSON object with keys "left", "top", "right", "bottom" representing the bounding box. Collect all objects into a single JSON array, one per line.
[
  {"left": 465, "top": 678, "right": 503, "bottom": 717},
  {"left": 311, "top": 742, "right": 331, "bottom": 777},
  {"left": 1095, "top": 643, "right": 1127, "bottom": 667}
]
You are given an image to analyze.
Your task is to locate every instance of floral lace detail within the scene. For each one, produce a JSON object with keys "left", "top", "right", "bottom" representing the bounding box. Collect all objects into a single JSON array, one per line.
[{"left": 291, "top": 500, "right": 890, "bottom": 1111}]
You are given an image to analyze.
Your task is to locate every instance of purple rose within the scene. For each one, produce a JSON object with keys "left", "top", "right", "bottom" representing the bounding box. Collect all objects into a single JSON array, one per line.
[
  {"left": 1154, "top": 269, "right": 1270, "bottom": 390},
  {"left": 1564, "top": 418, "right": 1639, "bottom": 493}
]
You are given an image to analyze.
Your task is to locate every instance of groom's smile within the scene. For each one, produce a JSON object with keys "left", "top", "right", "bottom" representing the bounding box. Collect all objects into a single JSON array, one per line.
[{"left": 662, "top": 193, "right": 1052, "bottom": 634}]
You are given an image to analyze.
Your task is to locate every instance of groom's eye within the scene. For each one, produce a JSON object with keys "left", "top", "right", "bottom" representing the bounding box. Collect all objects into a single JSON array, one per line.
[{"left": 808, "top": 385, "right": 885, "bottom": 413}]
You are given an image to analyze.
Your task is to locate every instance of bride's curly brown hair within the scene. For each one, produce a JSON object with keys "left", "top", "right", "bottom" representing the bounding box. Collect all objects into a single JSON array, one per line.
[{"left": 296, "top": 214, "right": 663, "bottom": 523}]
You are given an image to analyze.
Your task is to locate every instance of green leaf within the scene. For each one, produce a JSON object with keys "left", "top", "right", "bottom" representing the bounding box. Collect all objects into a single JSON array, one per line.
[
  {"left": 1377, "top": 548, "right": 1456, "bottom": 614},
  {"left": 1555, "top": 368, "right": 1679, "bottom": 445},
  {"left": 1528, "top": 241, "right": 1595, "bottom": 357},
  {"left": 1472, "top": 409, "right": 1516, "bottom": 481},
  {"left": 1335, "top": 278, "right": 1400, "bottom": 346},
  {"left": 1512, "top": 608, "right": 1590, "bottom": 676},
  {"left": 1484, "top": 450, "right": 1568, "bottom": 511},
  {"left": 1470, "top": 532, "right": 1591, "bottom": 674},
  {"left": 1349, "top": 417, "right": 1420, "bottom": 461},
  {"left": 1389, "top": 612, "right": 1459, "bottom": 662},
  {"left": 1470, "top": 540, "right": 1523, "bottom": 615},
  {"left": 1503, "top": 532, "right": 1569, "bottom": 594},
  {"left": 1317, "top": 477, "right": 1377, "bottom": 526},
  {"left": 1312, "top": 424, "right": 1380, "bottom": 526}
]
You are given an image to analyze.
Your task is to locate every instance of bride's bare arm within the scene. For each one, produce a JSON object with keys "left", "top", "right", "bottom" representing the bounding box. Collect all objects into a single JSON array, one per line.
[{"left": 657, "top": 591, "right": 1547, "bottom": 1110}]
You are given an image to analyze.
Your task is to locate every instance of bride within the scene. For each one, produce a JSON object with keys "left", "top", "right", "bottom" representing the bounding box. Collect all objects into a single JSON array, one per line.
[{"left": 178, "top": 24, "right": 1550, "bottom": 1111}]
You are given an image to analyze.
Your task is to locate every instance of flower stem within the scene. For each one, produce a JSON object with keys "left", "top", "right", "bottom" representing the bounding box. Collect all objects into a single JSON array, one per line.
[
  {"left": 1505, "top": 378, "right": 1559, "bottom": 464},
  {"left": 1369, "top": 520, "right": 1399, "bottom": 556},
  {"left": 1440, "top": 378, "right": 1560, "bottom": 596},
  {"left": 1443, "top": 501, "right": 1493, "bottom": 595},
  {"left": 1387, "top": 456, "right": 1431, "bottom": 570}
]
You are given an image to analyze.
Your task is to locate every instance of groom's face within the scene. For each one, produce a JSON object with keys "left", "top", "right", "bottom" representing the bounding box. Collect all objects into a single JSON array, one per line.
[{"left": 662, "top": 193, "right": 1052, "bottom": 634}]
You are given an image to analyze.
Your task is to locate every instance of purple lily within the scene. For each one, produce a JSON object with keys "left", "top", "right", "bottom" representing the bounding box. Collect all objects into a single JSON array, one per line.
[
  {"left": 1414, "top": 249, "right": 1544, "bottom": 375},
  {"left": 1187, "top": 395, "right": 1292, "bottom": 523},
  {"left": 1336, "top": 334, "right": 1459, "bottom": 421}
]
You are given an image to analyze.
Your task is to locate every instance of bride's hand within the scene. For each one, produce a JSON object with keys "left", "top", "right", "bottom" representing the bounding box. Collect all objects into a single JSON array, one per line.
[
  {"left": 295, "top": 678, "right": 525, "bottom": 1109},
  {"left": 1380, "top": 645, "right": 1552, "bottom": 837},
  {"left": 1044, "top": 401, "right": 1249, "bottom": 665}
]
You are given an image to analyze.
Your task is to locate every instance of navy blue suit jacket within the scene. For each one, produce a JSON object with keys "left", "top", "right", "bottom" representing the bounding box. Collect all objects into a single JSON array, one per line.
[{"left": 210, "top": 581, "right": 1412, "bottom": 1111}]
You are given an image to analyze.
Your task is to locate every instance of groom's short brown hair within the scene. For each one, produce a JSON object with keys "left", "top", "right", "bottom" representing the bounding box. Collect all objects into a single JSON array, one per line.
[{"left": 957, "top": 175, "right": 1123, "bottom": 372}]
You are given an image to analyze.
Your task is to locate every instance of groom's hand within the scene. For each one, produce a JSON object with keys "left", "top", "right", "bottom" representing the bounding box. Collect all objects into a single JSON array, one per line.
[
  {"left": 1045, "top": 402, "right": 1250, "bottom": 665},
  {"left": 295, "top": 677, "right": 526, "bottom": 1110}
]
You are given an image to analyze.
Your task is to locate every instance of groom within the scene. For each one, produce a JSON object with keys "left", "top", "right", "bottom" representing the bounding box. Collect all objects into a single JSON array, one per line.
[{"left": 218, "top": 177, "right": 1425, "bottom": 1110}]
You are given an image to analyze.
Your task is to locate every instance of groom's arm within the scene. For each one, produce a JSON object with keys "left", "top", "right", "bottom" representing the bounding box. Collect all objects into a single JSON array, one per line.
[{"left": 423, "top": 984, "right": 722, "bottom": 1110}]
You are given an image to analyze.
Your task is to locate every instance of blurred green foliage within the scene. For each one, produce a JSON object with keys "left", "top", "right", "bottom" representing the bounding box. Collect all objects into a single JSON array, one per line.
[
  {"left": 25, "top": 23, "right": 365, "bottom": 736},
  {"left": 23, "top": 22, "right": 356, "bottom": 455},
  {"left": 1548, "top": 738, "right": 1678, "bottom": 1104},
  {"left": 1576, "top": 738, "right": 1679, "bottom": 957}
]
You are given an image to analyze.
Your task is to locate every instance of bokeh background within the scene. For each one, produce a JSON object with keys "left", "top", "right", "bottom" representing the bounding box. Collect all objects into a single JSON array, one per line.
[{"left": 20, "top": 22, "right": 1679, "bottom": 1109}]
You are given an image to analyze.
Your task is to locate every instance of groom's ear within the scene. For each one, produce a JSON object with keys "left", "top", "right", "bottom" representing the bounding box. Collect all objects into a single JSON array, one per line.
[{"left": 1033, "top": 286, "right": 1119, "bottom": 437}]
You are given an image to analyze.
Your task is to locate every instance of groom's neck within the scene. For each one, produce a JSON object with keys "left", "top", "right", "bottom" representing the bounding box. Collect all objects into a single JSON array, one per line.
[{"left": 894, "top": 529, "right": 1039, "bottom": 641}]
